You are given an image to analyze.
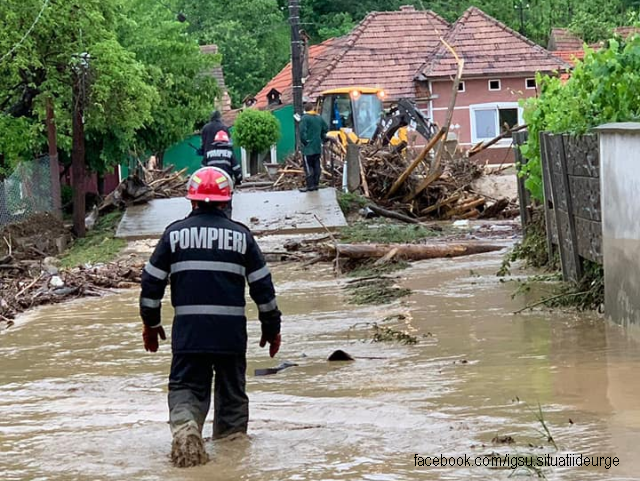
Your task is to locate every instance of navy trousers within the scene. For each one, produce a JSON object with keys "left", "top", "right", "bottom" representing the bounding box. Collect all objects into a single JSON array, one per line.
[{"left": 168, "top": 353, "right": 249, "bottom": 439}]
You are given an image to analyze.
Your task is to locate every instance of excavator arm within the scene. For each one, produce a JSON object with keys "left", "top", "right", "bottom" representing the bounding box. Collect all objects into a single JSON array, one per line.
[{"left": 371, "top": 99, "right": 438, "bottom": 146}]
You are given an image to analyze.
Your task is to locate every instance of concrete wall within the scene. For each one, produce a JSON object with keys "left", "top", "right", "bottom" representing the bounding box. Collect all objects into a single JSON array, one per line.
[{"left": 598, "top": 123, "right": 640, "bottom": 328}]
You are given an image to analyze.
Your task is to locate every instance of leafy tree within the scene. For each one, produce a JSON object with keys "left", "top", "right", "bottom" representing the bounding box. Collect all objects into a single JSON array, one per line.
[
  {"left": 521, "top": 36, "right": 640, "bottom": 200},
  {"left": 233, "top": 109, "right": 281, "bottom": 153},
  {"left": 0, "top": 0, "right": 158, "bottom": 235},
  {"left": 176, "top": 0, "right": 289, "bottom": 106},
  {"left": 569, "top": 11, "right": 613, "bottom": 43},
  {"left": 117, "top": 0, "right": 220, "bottom": 161}
]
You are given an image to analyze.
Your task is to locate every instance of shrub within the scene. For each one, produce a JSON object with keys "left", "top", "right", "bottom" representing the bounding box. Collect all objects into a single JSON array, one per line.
[{"left": 232, "top": 109, "right": 281, "bottom": 153}]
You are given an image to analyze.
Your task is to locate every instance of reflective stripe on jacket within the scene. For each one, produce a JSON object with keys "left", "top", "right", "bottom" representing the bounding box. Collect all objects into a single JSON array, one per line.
[{"left": 140, "top": 208, "right": 280, "bottom": 353}]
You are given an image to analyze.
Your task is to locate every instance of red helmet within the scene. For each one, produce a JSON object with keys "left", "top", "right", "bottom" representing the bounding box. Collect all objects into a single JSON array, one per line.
[
  {"left": 186, "top": 167, "right": 232, "bottom": 202},
  {"left": 214, "top": 130, "right": 230, "bottom": 143}
]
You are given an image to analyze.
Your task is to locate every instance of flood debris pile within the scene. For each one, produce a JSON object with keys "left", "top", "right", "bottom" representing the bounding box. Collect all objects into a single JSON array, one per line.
[
  {"left": 344, "top": 276, "right": 412, "bottom": 305},
  {"left": 356, "top": 143, "right": 516, "bottom": 221},
  {"left": 0, "top": 212, "right": 69, "bottom": 262},
  {"left": 100, "top": 164, "right": 189, "bottom": 212},
  {"left": 0, "top": 257, "right": 144, "bottom": 322}
]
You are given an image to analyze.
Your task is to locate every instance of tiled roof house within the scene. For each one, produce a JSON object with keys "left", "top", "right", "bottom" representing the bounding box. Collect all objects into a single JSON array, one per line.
[
  {"left": 255, "top": 5, "right": 570, "bottom": 163},
  {"left": 420, "top": 7, "right": 569, "bottom": 162},
  {"left": 547, "top": 26, "right": 640, "bottom": 66}
]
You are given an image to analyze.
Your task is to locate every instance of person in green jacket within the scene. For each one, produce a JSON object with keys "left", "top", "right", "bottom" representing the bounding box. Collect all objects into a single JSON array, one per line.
[{"left": 299, "top": 102, "right": 329, "bottom": 192}]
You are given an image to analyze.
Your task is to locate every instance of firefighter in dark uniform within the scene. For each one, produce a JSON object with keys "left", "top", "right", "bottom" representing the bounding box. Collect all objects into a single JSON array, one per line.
[
  {"left": 202, "top": 130, "right": 242, "bottom": 219},
  {"left": 139, "top": 167, "right": 281, "bottom": 468}
]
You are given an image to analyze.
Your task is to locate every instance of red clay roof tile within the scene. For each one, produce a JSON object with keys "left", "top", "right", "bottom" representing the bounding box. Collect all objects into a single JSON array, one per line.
[{"left": 419, "top": 8, "right": 569, "bottom": 79}]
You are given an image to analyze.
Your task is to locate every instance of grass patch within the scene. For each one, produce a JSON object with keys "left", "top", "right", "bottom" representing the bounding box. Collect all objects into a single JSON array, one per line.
[
  {"left": 60, "top": 211, "right": 126, "bottom": 268},
  {"left": 346, "top": 259, "right": 410, "bottom": 278},
  {"left": 340, "top": 221, "right": 439, "bottom": 244},
  {"left": 344, "top": 277, "right": 411, "bottom": 305},
  {"left": 337, "top": 192, "right": 368, "bottom": 216},
  {"left": 498, "top": 208, "right": 558, "bottom": 277}
]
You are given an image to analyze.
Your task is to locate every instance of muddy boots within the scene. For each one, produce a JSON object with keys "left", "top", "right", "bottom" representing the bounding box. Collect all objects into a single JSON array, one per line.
[{"left": 170, "top": 420, "right": 209, "bottom": 468}]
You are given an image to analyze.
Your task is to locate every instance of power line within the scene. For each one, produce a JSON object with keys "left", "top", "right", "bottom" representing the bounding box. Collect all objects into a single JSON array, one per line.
[{"left": 0, "top": 0, "right": 51, "bottom": 64}]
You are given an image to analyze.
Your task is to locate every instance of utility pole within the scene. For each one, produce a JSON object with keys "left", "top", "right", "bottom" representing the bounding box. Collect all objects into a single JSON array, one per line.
[
  {"left": 514, "top": 0, "right": 530, "bottom": 36},
  {"left": 46, "top": 97, "right": 62, "bottom": 218},
  {"left": 289, "top": 0, "right": 304, "bottom": 151}
]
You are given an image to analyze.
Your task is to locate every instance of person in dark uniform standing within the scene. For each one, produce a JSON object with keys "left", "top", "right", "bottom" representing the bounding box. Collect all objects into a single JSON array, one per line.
[
  {"left": 202, "top": 130, "right": 242, "bottom": 218},
  {"left": 201, "top": 110, "right": 230, "bottom": 156},
  {"left": 299, "top": 102, "right": 328, "bottom": 192},
  {"left": 139, "top": 167, "right": 282, "bottom": 468}
]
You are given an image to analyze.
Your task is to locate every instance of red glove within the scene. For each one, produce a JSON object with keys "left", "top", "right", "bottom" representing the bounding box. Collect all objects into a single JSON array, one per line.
[
  {"left": 143, "top": 325, "right": 166, "bottom": 352},
  {"left": 260, "top": 333, "right": 281, "bottom": 358}
]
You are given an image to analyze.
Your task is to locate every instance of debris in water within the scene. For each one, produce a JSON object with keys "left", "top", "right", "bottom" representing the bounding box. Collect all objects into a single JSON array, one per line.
[
  {"left": 327, "top": 350, "right": 355, "bottom": 361},
  {"left": 491, "top": 435, "right": 515, "bottom": 445},
  {"left": 344, "top": 277, "right": 411, "bottom": 305},
  {"left": 254, "top": 361, "right": 298, "bottom": 376},
  {"left": 372, "top": 323, "right": 418, "bottom": 344}
]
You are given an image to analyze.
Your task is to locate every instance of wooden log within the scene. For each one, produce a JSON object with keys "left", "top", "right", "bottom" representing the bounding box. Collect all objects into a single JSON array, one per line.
[
  {"left": 460, "top": 209, "right": 480, "bottom": 219},
  {"left": 331, "top": 242, "right": 503, "bottom": 260},
  {"left": 479, "top": 198, "right": 510, "bottom": 219},
  {"left": 420, "top": 192, "right": 461, "bottom": 215},
  {"left": 367, "top": 204, "right": 420, "bottom": 224},
  {"left": 406, "top": 40, "right": 463, "bottom": 202},
  {"left": 374, "top": 247, "right": 399, "bottom": 266},
  {"left": 468, "top": 124, "right": 527, "bottom": 157},
  {"left": 403, "top": 165, "right": 444, "bottom": 202},
  {"left": 385, "top": 128, "right": 445, "bottom": 199}
]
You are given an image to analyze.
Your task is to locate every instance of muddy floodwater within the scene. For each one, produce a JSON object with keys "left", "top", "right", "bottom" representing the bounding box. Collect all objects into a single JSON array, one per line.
[{"left": 2, "top": 250, "right": 640, "bottom": 480}]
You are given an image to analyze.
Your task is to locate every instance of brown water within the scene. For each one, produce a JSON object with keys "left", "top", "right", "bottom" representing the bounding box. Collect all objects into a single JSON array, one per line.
[{"left": 2, "top": 251, "right": 640, "bottom": 480}]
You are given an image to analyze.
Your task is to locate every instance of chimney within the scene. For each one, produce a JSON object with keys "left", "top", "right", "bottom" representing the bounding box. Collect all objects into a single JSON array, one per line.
[{"left": 400, "top": 5, "right": 415, "bottom": 11}]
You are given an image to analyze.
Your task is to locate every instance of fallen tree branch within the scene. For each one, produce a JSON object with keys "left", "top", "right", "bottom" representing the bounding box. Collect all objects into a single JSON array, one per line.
[
  {"left": 367, "top": 203, "right": 420, "bottom": 224},
  {"left": 406, "top": 38, "right": 464, "bottom": 201},
  {"left": 385, "top": 128, "right": 445, "bottom": 199},
  {"left": 513, "top": 291, "right": 589, "bottom": 314},
  {"left": 468, "top": 124, "right": 527, "bottom": 157}
]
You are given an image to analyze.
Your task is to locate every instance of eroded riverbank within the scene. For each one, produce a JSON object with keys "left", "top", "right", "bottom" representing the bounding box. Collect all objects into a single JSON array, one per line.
[{"left": 2, "top": 251, "right": 640, "bottom": 480}]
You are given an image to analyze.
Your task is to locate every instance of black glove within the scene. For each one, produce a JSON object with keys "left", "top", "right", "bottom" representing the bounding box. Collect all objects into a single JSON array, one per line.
[{"left": 196, "top": 147, "right": 204, "bottom": 156}]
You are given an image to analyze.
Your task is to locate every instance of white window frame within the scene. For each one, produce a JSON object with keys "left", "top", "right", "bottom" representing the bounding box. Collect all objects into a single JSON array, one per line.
[
  {"left": 525, "top": 78, "right": 536, "bottom": 90},
  {"left": 469, "top": 102, "right": 523, "bottom": 144},
  {"left": 457, "top": 81, "right": 466, "bottom": 93},
  {"left": 488, "top": 79, "right": 501, "bottom": 91}
]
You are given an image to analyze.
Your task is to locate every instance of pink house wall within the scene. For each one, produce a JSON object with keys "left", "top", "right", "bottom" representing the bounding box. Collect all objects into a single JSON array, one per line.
[{"left": 426, "top": 76, "right": 538, "bottom": 163}]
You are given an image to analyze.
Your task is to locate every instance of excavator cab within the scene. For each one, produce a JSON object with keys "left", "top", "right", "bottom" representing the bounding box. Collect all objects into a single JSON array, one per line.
[{"left": 316, "top": 87, "right": 386, "bottom": 145}]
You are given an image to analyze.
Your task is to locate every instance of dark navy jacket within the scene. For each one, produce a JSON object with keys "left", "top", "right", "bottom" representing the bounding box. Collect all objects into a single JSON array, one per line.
[
  {"left": 139, "top": 208, "right": 281, "bottom": 354},
  {"left": 202, "top": 142, "right": 242, "bottom": 185}
]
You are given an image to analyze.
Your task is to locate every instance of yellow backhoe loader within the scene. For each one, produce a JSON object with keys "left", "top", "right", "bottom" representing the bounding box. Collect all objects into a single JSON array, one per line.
[{"left": 315, "top": 87, "right": 438, "bottom": 165}]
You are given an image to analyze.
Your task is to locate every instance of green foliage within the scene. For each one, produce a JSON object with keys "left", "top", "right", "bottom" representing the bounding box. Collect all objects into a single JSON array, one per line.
[
  {"left": 569, "top": 11, "right": 613, "bottom": 43},
  {"left": 176, "top": 0, "right": 289, "bottom": 106},
  {"left": 337, "top": 191, "right": 368, "bottom": 215},
  {"left": 521, "top": 35, "right": 640, "bottom": 200},
  {"left": 347, "top": 259, "right": 410, "bottom": 278},
  {"left": 340, "top": 221, "right": 439, "bottom": 244},
  {"left": 232, "top": 109, "right": 281, "bottom": 153},
  {"left": 371, "top": 323, "right": 418, "bottom": 344},
  {"left": 345, "top": 277, "right": 411, "bottom": 305},
  {"left": 117, "top": 0, "right": 220, "bottom": 157},
  {"left": 317, "top": 13, "right": 356, "bottom": 39},
  {"left": 59, "top": 210, "right": 126, "bottom": 268}
]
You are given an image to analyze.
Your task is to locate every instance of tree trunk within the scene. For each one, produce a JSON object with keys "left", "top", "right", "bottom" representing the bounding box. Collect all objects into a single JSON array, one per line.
[
  {"left": 46, "top": 97, "right": 62, "bottom": 218},
  {"left": 0, "top": 154, "right": 7, "bottom": 225},
  {"left": 330, "top": 242, "right": 503, "bottom": 260},
  {"left": 71, "top": 88, "right": 86, "bottom": 238}
]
